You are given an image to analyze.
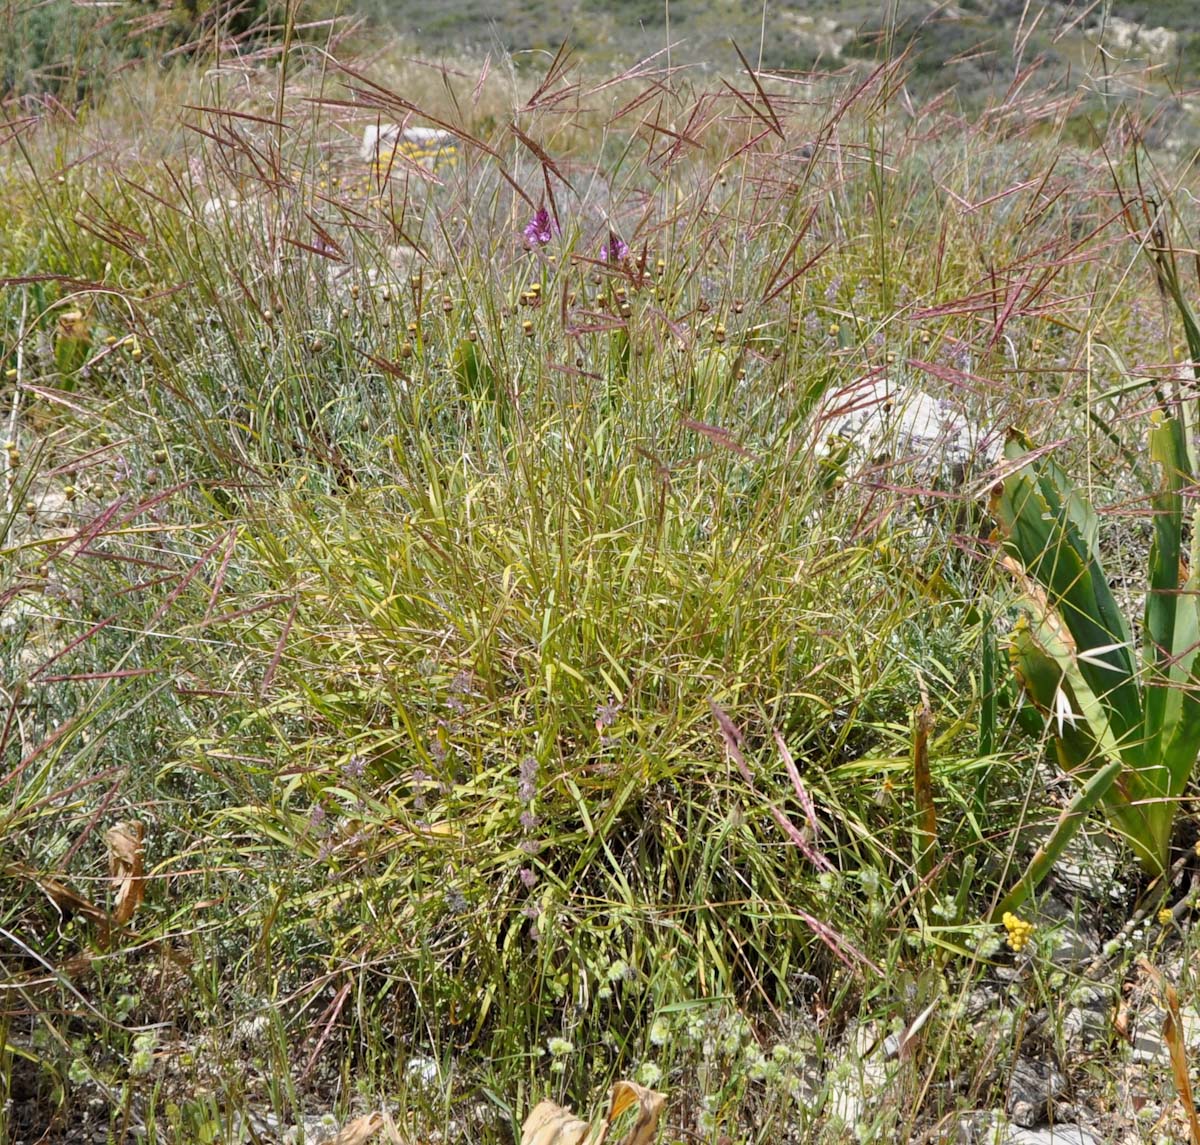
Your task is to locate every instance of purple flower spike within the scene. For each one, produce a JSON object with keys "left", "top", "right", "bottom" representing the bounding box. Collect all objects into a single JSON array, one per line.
[
  {"left": 600, "top": 231, "right": 629, "bottom": 262},
  {"left": 523, "top": 206, "right": 557, "bottom": 245}
]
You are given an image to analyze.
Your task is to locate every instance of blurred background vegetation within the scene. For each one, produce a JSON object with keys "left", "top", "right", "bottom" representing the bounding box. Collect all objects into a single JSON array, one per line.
[{"left": 7, "top": 0, "right": 1200, "bottom": 109}]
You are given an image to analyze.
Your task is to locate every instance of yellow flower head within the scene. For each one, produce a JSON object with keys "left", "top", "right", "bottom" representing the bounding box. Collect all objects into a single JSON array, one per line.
[{"left": 1002, "top": 911, "right": 1035, "bottom": 952}]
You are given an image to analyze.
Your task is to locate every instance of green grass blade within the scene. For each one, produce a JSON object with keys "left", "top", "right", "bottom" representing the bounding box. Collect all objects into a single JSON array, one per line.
[{"left": 990, "top": 750, "right": 1126, "bottom": 921}]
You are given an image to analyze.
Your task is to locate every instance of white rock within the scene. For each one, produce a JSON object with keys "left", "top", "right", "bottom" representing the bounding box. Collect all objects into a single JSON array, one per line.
[
  {"left": 282, "top": 1113, "right": 339, "bottom": 1145},
  {"left": 1062, "top": 985, "right": 1110, "bottom": 1052},
  {"left": 815, "top": 375, "right": 1000, "bottom": 481},
  {"left": 405, "top": 1054, "right": 440, "bottom": 1086},
  {"left": 1007, "top": 1058, "right": 1067, "bottom": 1128},
  {"left": 1004, "top": 1128, "right": 1104, "bottom": 1145},
  {"left": 1130, "top": 1003, "right": 1200, "bottom": 1064},
  {"left": 1044, "top": 828, "right": 1125, "bottom": 902},
  {"left": 360, "top": 123, "right": 457, "bottom": 169},
  {"left": 201, "top": 196, "right": 240, "bottom": 218},
  {"left": 823, "top": 1022, "right": 894, "bottom": 1128},
  {"left": 1091, "top": 17, "right": 1177, "bottom": 61}
]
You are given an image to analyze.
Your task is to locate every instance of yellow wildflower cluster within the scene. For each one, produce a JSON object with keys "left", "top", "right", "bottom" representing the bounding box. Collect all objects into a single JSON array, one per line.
[
  {"left": 1002, "top": 912, "right": 1035, "bottom": 952},
  {"left": 373, "top": 139, "right": 459, "bottom": 180}
]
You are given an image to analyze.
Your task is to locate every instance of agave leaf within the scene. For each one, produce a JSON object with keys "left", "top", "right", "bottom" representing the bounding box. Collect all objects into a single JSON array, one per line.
[
  {"left": 1012, "top": 613, "right": 1150, "bottom": 798},
  {"left": 997, "top": 616, "right": 1159, "bottom": 904},
  {"left": 1144, "top": 416, "right": 1200, "bottom": 795},
  {"left": 991, "top": 438, "right": 1143, "bottom": 764},
  {"left": 1009, "top": 616, "right": 1107, "bottom": 766},
  {"left": 999, "top": 439, "right": 1135, "bottom": 680}
]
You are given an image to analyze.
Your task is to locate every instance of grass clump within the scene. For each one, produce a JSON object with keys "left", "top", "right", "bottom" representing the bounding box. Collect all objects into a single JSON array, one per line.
[{"left": 3, "top": 12, "right": 1200, "bottom": 1145}]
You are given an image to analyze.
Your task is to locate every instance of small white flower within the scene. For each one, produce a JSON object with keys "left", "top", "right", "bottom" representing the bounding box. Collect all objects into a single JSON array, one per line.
[
  {"left": 546, "top": 1036, "right": 574, "bottom": 1057},
  {"left": 606, "top": 960, "right": 629, "bottom": 983},
  {"left": 649, "top": 1017, "right": 670, "bottom": 1046},
  {"left": 129, "top": 1049, "right": 154, "bottom": 1077},
  {"left": 636, "top": 1062, "right": 662, "bottom": 1086}
]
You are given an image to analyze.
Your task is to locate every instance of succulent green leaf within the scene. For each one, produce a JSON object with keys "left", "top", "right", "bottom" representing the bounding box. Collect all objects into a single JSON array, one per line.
[
  {"left": 1144, "top": 415, "right": 1200, "bottom": 813},
  {"left": 991, "top": 438, "right": 1143, "bottom": 763},
  {"left": 1001, "top": 617, "right": 1164, "bottom": 888},
  {"left": 1008, "top": 618, "right": 1106, "bottom": 774}
]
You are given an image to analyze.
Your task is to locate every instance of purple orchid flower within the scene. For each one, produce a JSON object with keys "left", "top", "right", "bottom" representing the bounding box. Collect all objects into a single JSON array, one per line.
[
  {"left": 600, "top": 231, "right": 629, "bottom": 262},
  {"left": 523, "top": 206, "right": 557, "bottom": 245}
]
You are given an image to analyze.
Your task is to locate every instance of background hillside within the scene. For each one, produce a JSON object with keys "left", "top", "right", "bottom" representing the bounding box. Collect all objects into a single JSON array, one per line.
[{"left": 359, "top": 0, "right": 1200, "bottom": 110}]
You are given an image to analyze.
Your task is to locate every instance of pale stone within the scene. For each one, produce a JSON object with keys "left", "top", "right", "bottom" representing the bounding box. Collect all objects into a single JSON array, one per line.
[
  {"left": 360, "top": 123, "right": 456, "bottom": 169},
  {"left": 814, "top": 375, "right": 1000, "bottom": 484},
  {"left": 1005, "top": 1127, "right": 1104, "bottom": 1145}
]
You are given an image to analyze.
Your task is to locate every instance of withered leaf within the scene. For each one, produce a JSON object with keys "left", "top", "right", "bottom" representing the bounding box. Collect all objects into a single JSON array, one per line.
[
  {"left": 521, "top": 1080, "right": 665, "bottom": 1145},
  {"left": 329, "top": 1112, "right": 384, "bottom": 1145},
  {"left": 105, "top": 821, "right": 145, "bottom": 927}
]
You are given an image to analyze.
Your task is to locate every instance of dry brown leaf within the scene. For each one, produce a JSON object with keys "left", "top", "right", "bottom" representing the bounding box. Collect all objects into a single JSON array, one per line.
[
  {"left": 522, "top": 1100, "right": 593, "bottom": 1145},
  {"left": 520, "top": 1080, "right": 665, "bottom": 1145},
  {"left": 105, "top": 821, "right": 145, "bottom": 927},
  {"left": 998, "top": 554, "right": 1075, "bottom": 652},
  {"left": 1114, "top": 996, "right": 1132, "bottom": 1042},
  {"left": 606, "top": 1080, "right": 665, "bottom": 1145},
  {"left": 329, "top": 1112, "right": 384, "bottom": 1145},
  {"left": 1163, "top": 985, "right": 1200, "bottom": 1145},
  {"left": 1137, "top": 957, "right": 1200, "bottom": 1145},
  {"left": 5, "top": 860, "right": 112, "bottom": 943}
]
